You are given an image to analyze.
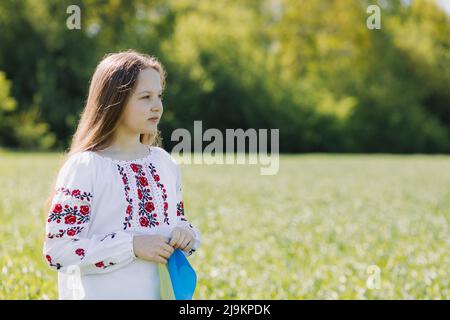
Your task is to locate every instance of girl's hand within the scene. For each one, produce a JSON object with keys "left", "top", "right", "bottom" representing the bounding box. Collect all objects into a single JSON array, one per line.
[
  {"left": 169, "top": 226, "right": 195, "bottom": 254},
  {"left": 133, "top": 234, "right": 174, "bottom": 264}
]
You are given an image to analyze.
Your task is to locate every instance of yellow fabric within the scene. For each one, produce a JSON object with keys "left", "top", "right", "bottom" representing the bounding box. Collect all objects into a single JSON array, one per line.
[{"left": 158, "top": 263, "right": 175, "bottom": 300}]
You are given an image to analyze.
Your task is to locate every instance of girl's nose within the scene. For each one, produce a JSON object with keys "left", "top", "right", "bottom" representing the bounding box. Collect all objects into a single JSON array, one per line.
[
  {"left": 151, "top": 102, "right": 162, "bottom": 113},
  {"left": 151, "top": 106, "right": 161, "bottom": 113}
]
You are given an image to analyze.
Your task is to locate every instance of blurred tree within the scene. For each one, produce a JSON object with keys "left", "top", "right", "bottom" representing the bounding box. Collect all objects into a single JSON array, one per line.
[
  {"left": 0, "top": 0, "right": 448, "bottom": 152},
  {"left": 0, "top": 71, "right": 17, "bottom": 147}
]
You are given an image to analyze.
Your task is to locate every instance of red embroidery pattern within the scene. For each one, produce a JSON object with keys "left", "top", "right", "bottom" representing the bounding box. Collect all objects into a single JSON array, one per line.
[
  {"left": 47, "top": 202, "right": 90, "bottom": 225},
  {"left": 47, "top": 188, "right": 91, "bottom": 239},
  {"left": 47, "top": 226, "right": 84, "bottom": 239},
  {"left": 75, "top": 248, "right": 85, "bottom": 259},
  {"left": 118, "top": 165, "right": 134, "bottom": 230},
  {"left": 95, "top": 261, "right": 116, "bottom": 269},
  {"left": 177, "top": 201, "right": 194, "bottom": 228},
  {"left": 131, "top": 163, "right": 159, "bottom": 229},
  {"left": 46, "top": 187, "right": 91, "bottom": 239},
  {"left": 56, "top": 187, "right": 93, "bottom": 202},
  {"left": 46, "top": 254, "right": 62, "bottom": 270},
  {"left": 148, "top": 163, "right": 170, "bottom": 225}
]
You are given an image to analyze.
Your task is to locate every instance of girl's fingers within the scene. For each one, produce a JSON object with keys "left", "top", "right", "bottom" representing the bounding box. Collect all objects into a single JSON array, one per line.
[
  {"left": 180, "top": 237, "right": 191, "bottom": 250},
  {"left": 156, "top": 256, "right": 168, "bottom": 264},
  {"left": 169, "top": 229, "right": 181, "bottom": 247},
  {"left": 159, "top": 251, "right": 169, "bottom": 259},
  {"left": 175, "top": 233, "right": 187, "bottom": 249},
  {"left": 182, "top": 240, "right": 193, "bottom": 253},
  {"left": 162, "top": 243, "right": 175, "bottom": 254},
  {"left": 160, "top": 246, "right": 173, "bottom": 258},
  {"left": 169, "top": 228, "right": 195, "bottom": 250}
]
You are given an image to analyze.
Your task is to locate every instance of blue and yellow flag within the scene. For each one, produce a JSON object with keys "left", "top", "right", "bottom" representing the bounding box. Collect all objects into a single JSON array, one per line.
[{"left": 158, "top": 249, "right": 197, "bottom": 300}]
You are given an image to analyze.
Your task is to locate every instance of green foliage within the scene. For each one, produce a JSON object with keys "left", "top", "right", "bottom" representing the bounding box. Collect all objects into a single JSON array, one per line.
[
  {"left": 0, "top": 72, "right": 16, "bottom": 113},
  {"left": 14, "top": 107, "right": 56, "bottom": 150},
  {"left": 0, "top": 71, "right": 56, "bottom": 150},
  {"left": 0, "top": 71, "right": 17, "bottom": 146},
  {"left": 0, "top": 0, "right": 449, "bottom": 152}
]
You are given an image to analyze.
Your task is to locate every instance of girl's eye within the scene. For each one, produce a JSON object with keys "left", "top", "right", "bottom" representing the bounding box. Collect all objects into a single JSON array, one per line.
[{"left": 141, "top": 94, "right": 163, "bottom": 100}]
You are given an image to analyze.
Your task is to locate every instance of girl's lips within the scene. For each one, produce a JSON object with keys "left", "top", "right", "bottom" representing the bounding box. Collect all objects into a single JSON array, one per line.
[{"left": 148, "top": 117, "right": 159, "bottom": 122}]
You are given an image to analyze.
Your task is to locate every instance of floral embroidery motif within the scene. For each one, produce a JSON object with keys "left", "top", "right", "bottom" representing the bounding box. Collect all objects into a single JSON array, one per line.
[
  {"left": 131, "top": 163, "right": 159, "bottom": 229},
  {"left": 46, "top": 188, "right": 91, "bottom": 239},
  {"left": 95, "top": 261, "right": 116, "bottom": 269},
  {"left": 47, "top": 226, "right": 84, "bottom": 239},
  {"left": 118, "top": 165, "right": 134, "bottom": 230},
  {"left": 56, "top": 187, "right": 93, "bottom": 202},
  {"left": 47, "top": 202, "right": 90, "bottom": 225},
  {"left": 117, "top": 162, "right": 178, "bottom": 231},
  {"left": 177, "top": 201, "right": 193, "bottom": 228},
  {"left": 46, "top": 254, "right": 62, "bottom": 270},
  {"left": 75, "top": 248, "right": 85, "bottom": 259},
  {"left": 176, "top": 201, "right": 185, "bottom": 221},
  {"left": 148, "top": 163, "right": 169, "bottom": 225}
]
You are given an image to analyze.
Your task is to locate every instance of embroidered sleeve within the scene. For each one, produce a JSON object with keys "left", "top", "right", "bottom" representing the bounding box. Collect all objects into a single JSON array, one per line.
[
  {"left": 43, "top": 153, "right": 136, "bottom": 275},
  {"left": 174, "top": 162, "right": 201, "bottom": 257}
]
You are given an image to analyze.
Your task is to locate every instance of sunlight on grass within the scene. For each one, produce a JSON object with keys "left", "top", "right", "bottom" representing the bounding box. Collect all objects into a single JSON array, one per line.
[{"left": 0, "top": 151, "right": 449, "bottom": 299}]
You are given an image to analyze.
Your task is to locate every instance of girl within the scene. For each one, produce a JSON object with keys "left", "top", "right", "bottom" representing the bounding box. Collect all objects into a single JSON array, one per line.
[{"left": 42, "top": 50, "right": 201, "bottom": 300}]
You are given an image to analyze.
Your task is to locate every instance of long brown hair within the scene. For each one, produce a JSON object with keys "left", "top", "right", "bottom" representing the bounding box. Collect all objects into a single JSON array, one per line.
[{"left": 43, "top": 49, "right": 167, "bottom": 213}]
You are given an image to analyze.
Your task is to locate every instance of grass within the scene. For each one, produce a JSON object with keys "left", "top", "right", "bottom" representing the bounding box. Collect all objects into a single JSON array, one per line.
[{"left": 0, "top": 150, "right": 449, "bottom": 299}]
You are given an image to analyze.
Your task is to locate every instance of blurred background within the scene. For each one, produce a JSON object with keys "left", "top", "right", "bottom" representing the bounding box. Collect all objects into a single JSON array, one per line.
[
  {"left": 1, "top": 0, "right": 449, "bottom": 153},
  {"left": 0, "top": 0, "right": 449, "bottom": 299}
]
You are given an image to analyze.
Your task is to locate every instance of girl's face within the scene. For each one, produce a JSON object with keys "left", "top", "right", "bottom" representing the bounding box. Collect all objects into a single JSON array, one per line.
[{"left": 120, "top": 67, "right": 163, "bottom": 135}]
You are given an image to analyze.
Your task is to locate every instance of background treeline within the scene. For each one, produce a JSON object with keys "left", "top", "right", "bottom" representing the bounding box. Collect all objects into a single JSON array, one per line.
[{"left": 0, "top": 0, "right": 449, "bottom": 153}]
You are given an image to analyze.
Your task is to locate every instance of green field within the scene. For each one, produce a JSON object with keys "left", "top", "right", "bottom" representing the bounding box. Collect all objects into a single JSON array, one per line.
[{"left": 0, "top": 151, "right": 449, "bottom": 299}]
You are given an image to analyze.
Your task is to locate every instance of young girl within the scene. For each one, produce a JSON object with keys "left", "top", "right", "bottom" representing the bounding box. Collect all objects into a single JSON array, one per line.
[{"left": 43, "top": 50, "right": 201, "bottom": 300}]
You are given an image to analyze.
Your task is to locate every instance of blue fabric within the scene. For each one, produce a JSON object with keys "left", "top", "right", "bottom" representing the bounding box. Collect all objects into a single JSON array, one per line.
[{"left": 167, "top": 249, "right": 197, "bottom": 300}]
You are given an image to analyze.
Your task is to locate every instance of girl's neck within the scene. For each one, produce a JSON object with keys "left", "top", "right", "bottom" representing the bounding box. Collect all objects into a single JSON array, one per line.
[
  {"left": 106, "top": 130, "right": 143, "bottom": 154},
  {"left": 98, "top": 141, "right": 149, "bottom": 161},
  {"left": 102, "top": 134, "right": 148, "bottom": 158}
]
